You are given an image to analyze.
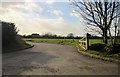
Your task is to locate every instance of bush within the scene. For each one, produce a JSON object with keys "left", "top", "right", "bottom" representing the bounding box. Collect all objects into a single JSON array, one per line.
[
  {"left": 2, "top": 21, "right": 30, "bottom": 53},
  {"left": 2, "top": 21, "right": 18, "bottom": 46},
  {"left": 89, "top": 43, "right": 106, "bottom": 52},
  {"left": 89, "top": 43, "right": 120, "bottom": 54},
  {"left": 105, "top": 44, "right": 120, "bottom": 54}
]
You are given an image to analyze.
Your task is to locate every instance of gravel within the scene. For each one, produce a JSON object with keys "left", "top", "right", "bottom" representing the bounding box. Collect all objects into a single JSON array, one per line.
[{"left": 2, "top": 43, "right": 119, "bottom": 75}]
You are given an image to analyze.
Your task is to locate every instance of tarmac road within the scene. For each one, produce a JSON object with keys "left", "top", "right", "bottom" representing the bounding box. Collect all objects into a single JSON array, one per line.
[{"left": 2, "top": 43, "right": 119, "bottom": 75}]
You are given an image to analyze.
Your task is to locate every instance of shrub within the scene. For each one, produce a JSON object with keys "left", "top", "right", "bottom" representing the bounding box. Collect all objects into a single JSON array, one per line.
[
  {"left": 104, "top": 44, "right": 120, "bottom": 54},
  {"left": 2, "top": 21, "right": 18, "bottom": 46},
  {"left": 2, "top": 21, "right": 29, "bottom": 53},
  {"left": 89, "top": 43, "right": 106, "bottom": 52},
  {"left": 90, "top": 43, "right": 120, "bottom": 54}
]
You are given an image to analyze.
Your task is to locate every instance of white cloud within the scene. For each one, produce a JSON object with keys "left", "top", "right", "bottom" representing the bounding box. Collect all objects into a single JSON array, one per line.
[
  {"left": 1, "top": 0, "right": 39, "bottom": 10},
  {"left": 0, "top": 2, "right": 85, "bottom": 36},
  {"left": 47, "top": 9, "right": 63, "bottom": 16},
  {"left": 46, "top": 0, "right": 55, "bottom": 4},
  {"left": 1, "top": 12, "right": 83, "bottom": 36},
  {"left": 53, "top": 10, "right": 63, "bottom": 16},
  {"left": 1, "top": 1, "right": 43, "bottom": 17},
  {"left": 1, "top": 0, "right": 25, "bottom": 2}
]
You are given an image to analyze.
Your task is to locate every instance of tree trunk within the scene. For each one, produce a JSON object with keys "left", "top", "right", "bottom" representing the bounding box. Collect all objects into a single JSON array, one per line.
[
  {"left": 103, "top": 29, "right": 108, "bottom": 44},
  {"left": 103, "top": 2, "right": 108, "bottom": 44}
]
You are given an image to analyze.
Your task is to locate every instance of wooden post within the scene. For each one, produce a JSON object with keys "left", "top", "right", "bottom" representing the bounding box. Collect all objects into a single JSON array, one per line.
[{"left": 86, "top": 33, "right": 89, "bottom": 50}]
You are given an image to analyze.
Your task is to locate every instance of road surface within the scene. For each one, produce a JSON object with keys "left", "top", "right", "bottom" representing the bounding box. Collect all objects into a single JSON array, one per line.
[{"left": 2, "top": 43, "right": 119, "bottom": 75}]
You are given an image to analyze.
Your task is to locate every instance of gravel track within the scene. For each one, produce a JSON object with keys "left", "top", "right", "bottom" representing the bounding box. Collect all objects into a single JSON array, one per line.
[{"left": 2, "top": 43, "right": 119, "bottom": 75}]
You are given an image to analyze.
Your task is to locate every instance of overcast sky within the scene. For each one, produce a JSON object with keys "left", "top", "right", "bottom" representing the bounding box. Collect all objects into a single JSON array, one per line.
[{"left": 0, "top": 0, "right": 87, "bottom": 36}]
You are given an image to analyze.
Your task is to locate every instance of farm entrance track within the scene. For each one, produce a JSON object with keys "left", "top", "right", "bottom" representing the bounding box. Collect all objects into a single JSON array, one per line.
[{"left": 2, "top": 43, "right": 118, "bottom": 75}]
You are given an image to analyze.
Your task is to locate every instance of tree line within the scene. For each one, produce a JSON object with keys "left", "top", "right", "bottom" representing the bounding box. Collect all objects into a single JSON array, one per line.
[
  {"left": 21, "top": 33, "right": 110, "bottom": 39},
  {"left": 21, "top": 33, "right": 81, "bottom": 39}
]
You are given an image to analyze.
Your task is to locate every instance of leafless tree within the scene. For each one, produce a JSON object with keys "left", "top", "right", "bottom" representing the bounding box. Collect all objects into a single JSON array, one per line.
[{"left": 69, "top": 0, "right": 120, "bottom": 44}]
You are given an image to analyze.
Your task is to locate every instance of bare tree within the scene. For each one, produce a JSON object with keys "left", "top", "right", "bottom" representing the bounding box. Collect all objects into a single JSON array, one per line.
[{"left": 69, "top": 0, "right": 120, "bottom": 44}]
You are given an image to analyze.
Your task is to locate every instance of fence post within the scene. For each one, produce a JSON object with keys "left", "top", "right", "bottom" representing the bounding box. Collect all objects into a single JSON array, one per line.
[{"left": 86, "top": 33, "right": 89, "bottom": 50}]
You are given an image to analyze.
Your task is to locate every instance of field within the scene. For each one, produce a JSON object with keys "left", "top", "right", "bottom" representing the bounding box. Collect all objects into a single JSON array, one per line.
[
  {"left": 89, "top": 39, "right": 103, "bottom": 45},
  {"left": 23, "top": 38, "right": 103, "bottom": 46},
  {"left": 23, "top": 38, "right": 79, "bottom": 46}
]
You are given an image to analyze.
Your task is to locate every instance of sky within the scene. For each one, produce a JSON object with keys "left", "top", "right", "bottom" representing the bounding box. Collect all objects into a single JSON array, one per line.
[{"left": 0, "top": 0, "right": 87, "bottom": 36}]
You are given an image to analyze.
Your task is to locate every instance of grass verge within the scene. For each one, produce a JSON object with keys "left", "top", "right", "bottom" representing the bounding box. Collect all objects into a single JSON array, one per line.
[{"left": 77, "top": 45, "right": 120, "bottom": 63}]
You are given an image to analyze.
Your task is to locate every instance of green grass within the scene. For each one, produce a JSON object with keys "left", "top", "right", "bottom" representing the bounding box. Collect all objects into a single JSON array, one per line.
[
  {"left": 23, "top": 38, "right": 104, "bottom": 46},
  {"left": 89, "top": 39, "right": 103, "bottom": 45},
  {"left": 23, "top": 38, "right": 79, "bottom": 46},
  {"left": 90, "top": 39, "right": 120, "bottom": 45}
]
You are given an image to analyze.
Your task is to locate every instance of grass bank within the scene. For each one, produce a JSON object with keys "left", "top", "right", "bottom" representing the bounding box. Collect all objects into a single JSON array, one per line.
[
  {"left": 3, "top": 43, "right": 33, "bottom": 53},
  {"left": 77, "top": 46, "right": 120, "bottom": 62},
  {"left": 3, "top": 37, "right": 33, "bottom": 53}
]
